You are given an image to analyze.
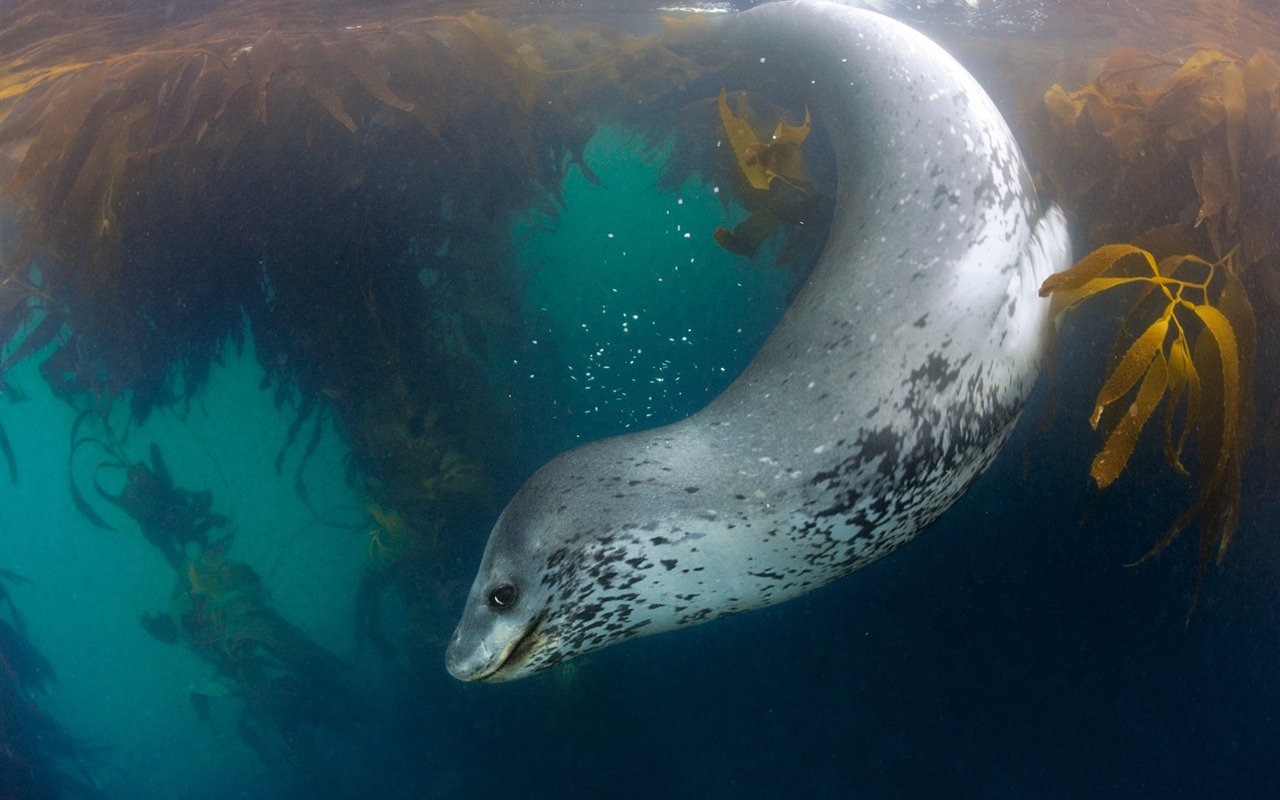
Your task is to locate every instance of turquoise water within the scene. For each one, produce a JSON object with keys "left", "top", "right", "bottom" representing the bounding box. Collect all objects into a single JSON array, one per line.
[
  {"left": 511, "top": 126, "right": 795, "bottom": 456},
  {"left": 3, "top": 330, "right": 366, "bottom": 797},
  {"left": 3, "top": 2, "right": 1280, "bottom": 799}
]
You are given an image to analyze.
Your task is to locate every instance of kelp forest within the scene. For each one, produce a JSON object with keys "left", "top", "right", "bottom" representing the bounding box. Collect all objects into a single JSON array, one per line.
[
  {"left": 0, "top": 1, "right": 834, "bottom": 792},
  {"left": 2, "top": 0, "right": 1280, "bottom": 796}
]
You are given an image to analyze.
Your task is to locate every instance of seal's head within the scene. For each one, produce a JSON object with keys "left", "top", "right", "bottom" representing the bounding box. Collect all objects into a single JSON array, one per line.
[
  {"left": 445, "top": 496, "right": 556, "bottom": 683},
  {"left": 446, "top": 441, "right": 696, "bottom": 682},
  {"left": 445, "top": 450, "right": 616, "bottom": 683}
]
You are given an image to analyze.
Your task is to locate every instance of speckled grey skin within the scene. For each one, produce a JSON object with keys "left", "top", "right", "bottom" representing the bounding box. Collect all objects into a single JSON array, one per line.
[{"left": 447, "top": 0, "right": 1070, "bottom": 682}]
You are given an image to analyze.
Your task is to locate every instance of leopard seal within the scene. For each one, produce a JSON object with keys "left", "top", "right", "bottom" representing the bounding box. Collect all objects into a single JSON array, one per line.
[{"left": 446, "top": 0, "right": 1070, "bottom": 682}]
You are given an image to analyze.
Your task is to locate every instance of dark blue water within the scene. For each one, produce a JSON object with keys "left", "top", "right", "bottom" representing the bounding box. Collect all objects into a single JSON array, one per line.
[{"left": 3, "top": 2, "right": 1279, "bottom": 799}]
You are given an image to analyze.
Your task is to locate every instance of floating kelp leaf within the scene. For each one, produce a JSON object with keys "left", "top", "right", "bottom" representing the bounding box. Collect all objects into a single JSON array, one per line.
[
  {"left": 2, "top": 63, "right": 107, "bottom": 197},
  {"left": 0, "top": 310, "right": 63, "bottom": 374},
  {"left": 1040, "top": 243, "right": 1150, "bottom": 309},
  {"left": 239, "top": 30, "right": 286, "bottom": 124},
  {"left": 1092, "top": 346, "right": 1169, "bottom": 488},
  {"left": 1187, "top": 301, "right": 1241, "bottom": 479},
  {"left": 713, "top": 208, "right": 780, "bottom": 259},
  {"left": 1089, "top": 313, "right": 1169, "bottom": 432},
  {"left": 327, "top": 35, "right": 413, "bottom": 115},
  {"left": 1242, "top": 49, "right": 1280, "bottom": 163},
  {"left": 718, "top": 88, "right": 810, "bottom": 191},
  {"left": 1161, "top": 329, "right": 1200, "bottom": 475}
]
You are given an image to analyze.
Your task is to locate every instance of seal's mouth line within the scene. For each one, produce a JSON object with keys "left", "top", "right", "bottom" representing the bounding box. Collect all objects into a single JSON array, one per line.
[{"left": 477, "top": 612, "right": 544, "bottom": 683}]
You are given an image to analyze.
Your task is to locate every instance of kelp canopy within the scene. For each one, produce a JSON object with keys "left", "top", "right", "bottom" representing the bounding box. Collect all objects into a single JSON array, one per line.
[{"left": 0, "top": 0, "right": 824, "bottom": 513}]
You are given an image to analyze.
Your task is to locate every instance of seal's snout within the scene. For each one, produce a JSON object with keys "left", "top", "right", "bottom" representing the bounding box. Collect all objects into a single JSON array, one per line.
[
  {"left": 445, "top": 623, "right": 492, "bottom": 682},
  {"left": 444, "top": 629, "right": 470, "bottom": 680},
  {"left": 445, "top": 597, "right": 541, "bottom": 682}
]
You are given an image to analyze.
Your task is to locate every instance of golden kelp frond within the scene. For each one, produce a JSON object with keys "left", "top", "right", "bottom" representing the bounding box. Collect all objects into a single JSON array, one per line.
[
  {"left": 711, "top": 89, "right": 829, "bottom": 266},
  {"left": 1041, "top": 46, "right": 1280, "bottom": 269},
  {"left": 718, "top": 88, "right": 811, "bottom": 191},
  {"left": 1040, "top": 243, "right": 1255, "bottom": 598}
]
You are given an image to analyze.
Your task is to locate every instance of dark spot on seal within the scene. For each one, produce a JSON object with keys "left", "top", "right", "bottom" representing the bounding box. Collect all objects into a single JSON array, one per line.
[
  {"left": 684, "top": 486, "right": 700, "bottom": 494},
  {"left": 661, "top": 559, "right": 678, "bottom": 570}
]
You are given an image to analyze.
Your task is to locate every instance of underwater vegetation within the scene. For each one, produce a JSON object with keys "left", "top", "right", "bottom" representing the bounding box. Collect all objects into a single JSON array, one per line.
[
  {"left": 718, "top": 87, "right": 811, "bottom": 192},
  {"left": 711, "top": 88, "right": 831, "bottom": 265},
  {"left": 77, "top": 434, "right": 373, "bottom": 783},
  {"left": 1031, "top": 36, "right": 1280, "bottom": 600}
]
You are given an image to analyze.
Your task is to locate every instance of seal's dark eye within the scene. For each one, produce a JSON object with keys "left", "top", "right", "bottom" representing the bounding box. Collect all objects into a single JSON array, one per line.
[{"left": 488, "top": 584, "right": 517, "bottom": 610}]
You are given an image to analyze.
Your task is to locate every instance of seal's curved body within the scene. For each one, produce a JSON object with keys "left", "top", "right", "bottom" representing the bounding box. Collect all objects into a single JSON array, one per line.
[{"left": 447, "top": 0, "right": 1070, "bottom": 682}]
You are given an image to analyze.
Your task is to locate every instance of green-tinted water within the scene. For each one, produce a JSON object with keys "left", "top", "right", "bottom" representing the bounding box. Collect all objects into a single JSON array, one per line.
[{"left": 510, "top": 126, "right": 799, "bottom": 456}]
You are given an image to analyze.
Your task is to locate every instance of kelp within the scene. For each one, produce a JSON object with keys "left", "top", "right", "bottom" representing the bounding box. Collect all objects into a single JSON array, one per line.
[
  {"left": 1031, "top": 35, "right": 1280, "bottom": 597},
  {"left": 1041, "top": 45, "right": 1280, "bottom": 268},
  {"left": 141, "top": 537, "right": 368, "bottom": 777},
  {"left": 718, "top": 88, "right": 811, "bottom": 192},
  {"left": 1040, "top": 243, "right": 1255, "bottom": 606},
  {"left": 75, "top": 437, "right": 373, "bottom": 777},
  {"left": 711, "top": 89, "right": 832, "bottom": 266}
]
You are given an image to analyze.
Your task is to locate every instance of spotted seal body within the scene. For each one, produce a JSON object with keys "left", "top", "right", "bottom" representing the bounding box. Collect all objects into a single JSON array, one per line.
[{"left": 447, "top": 0, "right": 1070, "bottom": 682}]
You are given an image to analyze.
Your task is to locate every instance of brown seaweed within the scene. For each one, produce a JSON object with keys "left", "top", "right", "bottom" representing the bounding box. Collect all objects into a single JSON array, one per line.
[{"left": 1032, "top": 36, "right": 1280, "bottom": 596}]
